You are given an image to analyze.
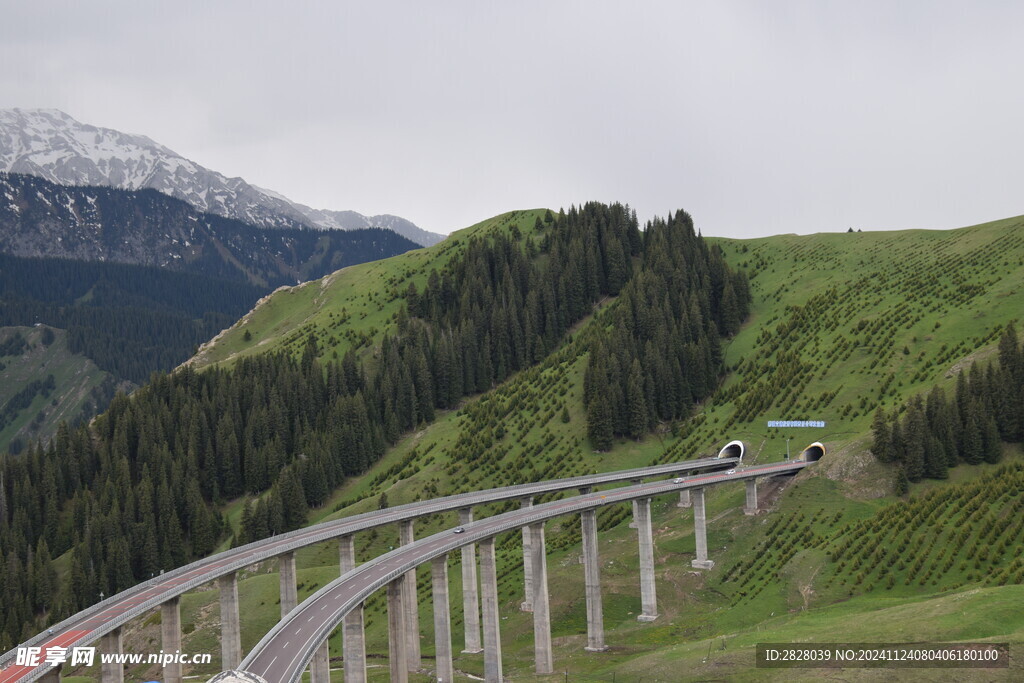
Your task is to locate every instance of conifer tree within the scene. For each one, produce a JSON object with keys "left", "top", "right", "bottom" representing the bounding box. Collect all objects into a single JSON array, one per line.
[
  {"left": 961, "top": 403, "right": 984, "bottom": 465},
  {"left": 626, "top": 360, "right": 648, "bottom": 439},
  {"left": 587, "top": 395, "right": 614, "bottom": 452},
  {"left": 982, "top": 414, "right": 1002, "bottom": 464},
  {"left": 871, "top": 408, "right": 891, "bottom": 462},
  {"left": 903, "top": 399, "right": 926, "bottom": 481}
]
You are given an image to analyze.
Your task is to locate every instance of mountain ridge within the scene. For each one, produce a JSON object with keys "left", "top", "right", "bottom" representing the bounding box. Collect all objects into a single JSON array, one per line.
[
  {"left": 0, "top": 108, "right": 445, "bottom": 246},
  {"left": 0, "top": 171, "right": 421, "bottom": 288}
]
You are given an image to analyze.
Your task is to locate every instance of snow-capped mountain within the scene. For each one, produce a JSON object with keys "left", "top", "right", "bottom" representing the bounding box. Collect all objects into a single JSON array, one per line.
[
  {"left": 296, "top": 206, "right": 445, "bottom": 247},
  {"left": 0, "top": 108, "right": 444, "bottom": 246}
]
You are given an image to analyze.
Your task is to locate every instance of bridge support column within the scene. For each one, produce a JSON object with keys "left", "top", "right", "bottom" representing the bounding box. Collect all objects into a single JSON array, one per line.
[
  {"left": 279, "top": 551, "right": 298, "bottom": 617},
  {"left": 677, "top": 489, "right": 692, "bottom": 508},
  {"left": 310, "top": 639, "right": 330, "bottom": 683},
  {"left": 744, "top": 479, "right": 758, "bottom": 515},
  {"left": 692, "top": 488, "right": 715, "bottom": 569},
  {"left": 459, "top": 508, "right": 483, "bottom": 653},
  {"left": 100, "top": 627, "right": 123, "bottom": 683},
  {"left": 480, "top": 537, "right": 503, "bottom": 683},
  {"left": 431, "top": 555, "right": 455, "bottom": 683},
  {"left": 530, "top": 523, "right": 553, "bottom": 674},
  {"left": 635, "top": 497, "right": 658, "bottom": 622},
  {"left": 628, "top": 480, "right": 642, "bottom": 528},
  {"left": 344, "top": 604, "right": 367, "bottom": 683},
  {"left": 398, "top": 520, "right": 421, "bottom": 671},
  {"left": 340, "top": 534, "right": 356, "bottom": 573},
  {"left": 340, "top": 535, "right": 366, "bottom": 683},
  {"left": 581, "top": 508, "right": 607, "bottom": 651},
  {"left": 218, "top": 571, "right": 242, "bottom": 669},
  {"left": 387, "top": 578, "right": 409, "bottom": 683},
  {"left": 38, "top": 665, "right": 61, "bottom": 682},
  {"left": 161, "top": 596, "right": 183, "bottom": 683},
  {"left": 520, "top": 497, "right": 534, "bottom": 611}
]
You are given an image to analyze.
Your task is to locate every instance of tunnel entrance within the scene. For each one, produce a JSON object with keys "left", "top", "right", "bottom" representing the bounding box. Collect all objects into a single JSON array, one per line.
[
  {"left": 717, "top": 440, "right": 745, "bottom": 460},
  {"left": 799, "top": 442, "right": 825, "bottom": 462}
]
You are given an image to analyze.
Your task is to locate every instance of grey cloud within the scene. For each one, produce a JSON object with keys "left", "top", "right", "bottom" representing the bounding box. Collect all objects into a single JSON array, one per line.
[{"left": 2, "top": 1, "right": 1023, "bottom": 237}]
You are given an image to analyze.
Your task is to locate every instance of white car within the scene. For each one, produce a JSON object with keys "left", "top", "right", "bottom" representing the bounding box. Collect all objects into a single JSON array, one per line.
[
  {"left": 673, "top": 477, "right": 685, "bottom": 483},
  {"left": 726, "top": 469, "right": 736, "bottom": 474}
]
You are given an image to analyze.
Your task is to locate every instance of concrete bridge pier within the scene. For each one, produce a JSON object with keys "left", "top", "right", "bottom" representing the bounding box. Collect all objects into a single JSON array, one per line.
[
  {"left": 100, "top": 627, "right": 123, "bottom": 683},
  {"left": 530, "top": 523, "right": 553, "bottom": 674},
  {"left": 398, "top": 519, "right": 421, "bottom": 671},
  {"left": 343, "top": 604, "right": 367, "bottom": 683},
  {"left": 744, "top": 479, "right": 759, "bottom": 515},
  {"left": 387, "top": 578, "right": 409, "bottom": 683},
  {"left": 339, "top": 534, "right": 357, "bottom": 573},
  {"left": 431, "top": 555, "right": 455, "bottom": 683},
  {"left": 279, "top": 551, "right": 297, "bottom": 616},
  {"left": 339, "top": 535, "right": 366, "bottom": 683},
  {"left": 309, "top": 638, "right": 330, "bottom": 683},
  {"left": 691, "top": 488, "right": 715, "bottom": 569},
  {"left": 634, "top": 497, "right": 659, "bottom": 622},
  {"left": 628, "top": 480, "right": 642, "bottom": 527},
  {"left": 38, "top": 665, "right": 61, "bottom": 682},
  {"left": 520, "top": 497, "right": 534, "bottom": 611},
  {"left": 218, "top": 571, "right": 242, "bottom": 669},
  {"left": 458, "top": 507, "right": 483, "bottom": 653},
  {"left": 580, "top": 508, "right": 607, "bottom": 651},
  {"left": 480, "top": 536, "right": 503, "bottom": 683},
  {"left": 677, "top": 488, "right": 692, "bottom": 508},
  {"left": 161, "top": 596, "right": 183, "bottom": 683}
]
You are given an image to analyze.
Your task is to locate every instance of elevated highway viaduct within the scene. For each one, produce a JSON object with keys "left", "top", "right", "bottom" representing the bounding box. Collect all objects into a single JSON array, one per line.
[
  {"left": 235, "top": 451, "right": 821, "bottom": 682},
  {"left": 1, "top": 447, "right": 759, "bottom": 683}
]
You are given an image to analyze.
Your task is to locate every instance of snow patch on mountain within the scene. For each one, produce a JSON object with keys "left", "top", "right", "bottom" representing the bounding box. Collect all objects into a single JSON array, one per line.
[{"left": 0, "top": 108, "right": 444, "bottom": 246}]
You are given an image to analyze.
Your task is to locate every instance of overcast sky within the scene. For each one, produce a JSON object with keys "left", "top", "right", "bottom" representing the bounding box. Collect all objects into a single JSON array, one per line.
[{"left": 3, "top": 1, "right": 1023, "bottom": 238}]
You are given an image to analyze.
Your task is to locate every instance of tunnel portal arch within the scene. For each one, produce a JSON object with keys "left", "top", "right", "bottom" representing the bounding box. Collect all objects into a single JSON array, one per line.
[
  {"left": 799, "top": 442, "right": 825, "bottom": 462},
  {"left": 717, "top": 440, "right": 745, "bottom": 460}
]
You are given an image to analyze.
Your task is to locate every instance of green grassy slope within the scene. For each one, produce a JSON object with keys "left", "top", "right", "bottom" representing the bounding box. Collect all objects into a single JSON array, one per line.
[
  {"left": 188, "top": 209, "right": 548, "bottom": 370},
  {"left": 121, "top": 214, "right": 1024, "bottom": 681},
  {"left": 0, "top": 326, "right": 118, "bottom": 453}
]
